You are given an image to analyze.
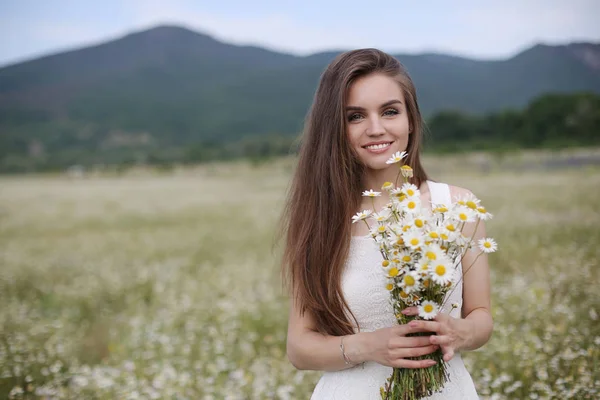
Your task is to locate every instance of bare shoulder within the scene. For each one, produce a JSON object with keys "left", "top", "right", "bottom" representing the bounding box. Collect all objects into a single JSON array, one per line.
[{"left": 448, "top": 184, "right": 474, "bottom": 201}]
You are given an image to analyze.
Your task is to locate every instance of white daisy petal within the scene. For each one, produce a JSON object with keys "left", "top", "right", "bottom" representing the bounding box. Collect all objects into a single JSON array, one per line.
[
  {"left": 478, "top": 238, "right": 498, "bottom": 253},
  {"left": 418, "top": 300, "right": 439, "bottom": 320},
  {"left": 385, "top": 151, "right": 408, "bottom": 164}
]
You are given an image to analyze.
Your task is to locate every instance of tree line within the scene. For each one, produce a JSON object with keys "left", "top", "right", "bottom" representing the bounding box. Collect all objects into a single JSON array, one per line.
[{"left": 0, "top": 92, "right": 598, "bottom": 173}]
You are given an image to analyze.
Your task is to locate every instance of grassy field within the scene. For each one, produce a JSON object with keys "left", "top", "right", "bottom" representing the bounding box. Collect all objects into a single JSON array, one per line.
[{"left": 1, "top": 150, "right": 599, "bottom": 399}]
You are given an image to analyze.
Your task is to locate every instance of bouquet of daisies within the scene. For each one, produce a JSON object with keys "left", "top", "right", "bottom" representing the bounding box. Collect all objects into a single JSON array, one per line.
[{"left": 351, "top": 151, "right": 497, "bottom": 400}]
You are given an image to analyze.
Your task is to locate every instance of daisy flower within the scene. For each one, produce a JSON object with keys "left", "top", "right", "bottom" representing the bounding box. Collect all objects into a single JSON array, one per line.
[
  {"left": 422, "top": 244, "right": 445, "bottom": 262},
  {"left": 400, "top": 196, "right": 421, "bottom": 214},
  {"left": 401, "top": 183, "right": 420, "bottom": 198},
  {"left": 398, "top": 250, "right": 416, "bottom": 265},
  {"left": 402, "top": 229, "right": 425, "bottom": 250},
  {"left": 430, "top": 260, "right": 454, "bottom": 285},
  {"left": 415, "top": 260, "right": 430, "bottom": 274},
  {"left": 478, "top": 238, "right": 498, "bottom": 253},
  {"left": 400, "top": 164, "right": 413, "bottom": 178},
  {"left": 362, "top": 189, "right": 381, "bottom": 197},
  {"left": 371, "top": 210, "right": 392, "bottom": 222},
  {"left": 451, "top": 206, "right": 477, "bottom": 223},
  {"left": 407, "top": 214, "right": 428, "bottom": 229},
  {"left": 475, "top": 206, "right": 493, "bottom": 221},
  {"left": 352, "top": 209, "right": 372, "bottom": 224},
  {"left": 399, "top": 271, "right": 421, "bottom": 293},
  {"left": 385, "top": 280, "right": 395, "bottom": 291},
  {"left": 418, "top": 300, "right": 439, "bottom": 320},
  {"left": 456, "top": 193, "right": 481, "bottom": 210},
  {"left": 385, "top": 151, "right": 408, "bottom": 164},
  {"left": 381, "top": 181, "right": 394, "bottom": 191}
]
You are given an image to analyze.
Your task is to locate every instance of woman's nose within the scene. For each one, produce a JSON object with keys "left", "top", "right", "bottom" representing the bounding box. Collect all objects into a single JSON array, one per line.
[{"left": 366, "top": 117, "right": 385, "bottom": 136}]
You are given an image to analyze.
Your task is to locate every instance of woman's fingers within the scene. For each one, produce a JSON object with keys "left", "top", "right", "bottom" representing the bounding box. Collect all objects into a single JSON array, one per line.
[
  {"left": 409, "top": 320, "right": 443, "bottom": 333},
  {"left": 429, "top": 335, "right": 452, "bottom": 346},
  {"left": 442, "top": 348, "right": 455, "bottom": 362},
  {"left": 394, "top": 358, "right": 437, "bottom": 369},
  {"left": 401, "top": 307, "right": 419, "bottom": 316},
  {"left": 394, "top": 336, "right": 433, "bottom": 348}
]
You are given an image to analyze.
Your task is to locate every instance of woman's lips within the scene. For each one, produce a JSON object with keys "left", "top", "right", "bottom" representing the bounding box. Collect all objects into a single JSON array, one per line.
[{"left": 363, "top": 141, "right": 393, "bottom": 154}]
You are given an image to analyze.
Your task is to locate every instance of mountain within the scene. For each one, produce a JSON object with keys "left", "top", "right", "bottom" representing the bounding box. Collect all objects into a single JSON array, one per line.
[{"left": 0, "top": 25, "right": 599, "bottom": 170}]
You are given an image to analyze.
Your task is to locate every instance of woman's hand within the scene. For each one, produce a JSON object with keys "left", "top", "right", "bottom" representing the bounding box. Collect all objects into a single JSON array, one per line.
[
  {"left": 365, "top": 324, "right": 440, "bottom": 368},
  {"left": 402, "top": 307, "right": 474, "bottom": 362}
]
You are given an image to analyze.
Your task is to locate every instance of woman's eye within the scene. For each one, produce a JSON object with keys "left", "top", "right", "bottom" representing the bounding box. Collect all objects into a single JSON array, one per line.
[
  {"left": 348, "top": 113, "right": 363, "bottom": 122},
  {"left": 383, "top": 108, "right": 399, "bottom": 116}
]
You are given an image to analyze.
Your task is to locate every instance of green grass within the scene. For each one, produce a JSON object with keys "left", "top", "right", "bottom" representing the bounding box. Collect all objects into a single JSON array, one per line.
[{"left": 1, "top": 151, "right": 599, "bottom": 399}]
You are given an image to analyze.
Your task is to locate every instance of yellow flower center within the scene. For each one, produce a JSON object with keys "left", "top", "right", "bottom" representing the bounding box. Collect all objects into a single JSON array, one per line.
[
  {"left": 396, "top": 239, "right": 404, "bottom": 245},
  {"left": 423, "top": 304, "right": 434, "bottom": 313},
  {"left": 388, "top": 267, "right": 399, "bottom": 277},
  {"left": 406, "top": 189, "right": 415, "bottom": 196},
  {"left": 425, "top": 251, "right": 436, "bottom": 260},
  {"left": 477, "top": 207, "right": 487, "bottom": 213},
  {"left": 435, "top": 206, "right": 448, "bottom": 213},
  {"left": 386, "top": 283, "right": 394, "bottom": 291},
  {"left": 407, "top": 201, "right": 416, "bottom": 209},
  {"left": 403, "top": 225, "right": 410, "bottom": 232},
  {"left": 400, "top": 291, "right": 409, "bottom": 299},
  {"left": 466, "top": 201, "right": 477, "bottom": 209},
  {"left": 484, "top": 242, "right": 492, "bottom": 248},
  {"left": 446, "top": 224, "right": 456, "bottom": 232},
  {"left": 441, "top": 233, "right": 449, "bottom": 240},
  {"left": 402, "top": 255, "right": 412, "bottom": 263},
  {"left": 378, "top": 226, "right": 386, "bottom": 233},
  {"left": 435, "top": 265, "right": 446, "bottom": 276},
  {"left": 415, "top": 219, "right": 424, "bottom": 228},
  {"left": 404, "top": 275, "right": 415, "bottom": 286},
  {"left": 459, "top": 213, "right": 468, "bottom": 221},
  {"left": 382, "top": 260, "right": 390, "bottom": 267},
  {"left": 429, "top": 232, "right": 439, "bottom": 239},
  {"left": 410, "top": 238, "right": 419, "bottom": 246},
  {"left": 423, "top": 279, "right": 430, "bottom": 287}
]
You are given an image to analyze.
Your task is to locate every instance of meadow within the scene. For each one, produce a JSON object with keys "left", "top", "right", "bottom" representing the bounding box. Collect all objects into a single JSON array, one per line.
[{"left": 1, "top": 149, "right": 599, "bottom": 399}]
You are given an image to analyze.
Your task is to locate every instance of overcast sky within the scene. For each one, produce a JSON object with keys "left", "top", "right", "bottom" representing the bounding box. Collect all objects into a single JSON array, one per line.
[{"left": 1, "top": 0, "right": 599, "bottom": 67}]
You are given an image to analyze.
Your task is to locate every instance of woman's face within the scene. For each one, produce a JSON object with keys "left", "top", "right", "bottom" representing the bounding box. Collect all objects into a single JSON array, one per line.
[{"left": 345, "top": 73, "right": 410, "bottom": 170}]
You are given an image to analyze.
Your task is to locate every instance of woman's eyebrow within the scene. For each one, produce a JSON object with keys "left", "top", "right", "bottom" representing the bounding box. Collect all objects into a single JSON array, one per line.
[{"left": 346, "top": 99, "right": 403, "bottom": 111}]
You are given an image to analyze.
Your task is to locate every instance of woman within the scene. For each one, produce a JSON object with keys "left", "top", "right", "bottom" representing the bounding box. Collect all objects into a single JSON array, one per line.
[{"left": 280, "top": 49, "right": 493, "bottom": 399}]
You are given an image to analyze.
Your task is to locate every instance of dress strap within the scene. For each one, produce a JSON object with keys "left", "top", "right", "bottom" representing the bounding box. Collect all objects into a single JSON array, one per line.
[{"left": 426, "top": 180, "right": 452, "bottom": 206}]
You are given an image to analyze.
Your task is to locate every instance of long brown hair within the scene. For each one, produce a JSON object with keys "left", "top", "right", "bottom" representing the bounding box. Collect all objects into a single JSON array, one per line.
[{"left": 279, "top": 48, "right": 428, "bottom": 336}]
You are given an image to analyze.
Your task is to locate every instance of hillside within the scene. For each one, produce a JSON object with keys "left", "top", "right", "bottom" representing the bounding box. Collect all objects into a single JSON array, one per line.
[{"left": 0, "top": 25, "right": 599, "bottom": 171}]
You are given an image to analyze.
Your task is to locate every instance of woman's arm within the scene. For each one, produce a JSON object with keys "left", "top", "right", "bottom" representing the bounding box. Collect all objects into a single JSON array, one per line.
[{"left": 286, "top": 297, "right": 439, "bottom": 372}]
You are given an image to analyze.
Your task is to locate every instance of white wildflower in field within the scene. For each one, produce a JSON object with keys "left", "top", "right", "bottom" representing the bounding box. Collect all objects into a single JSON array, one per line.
[{"left": 0, "top": 154, "right": 598, "bottom": 400}]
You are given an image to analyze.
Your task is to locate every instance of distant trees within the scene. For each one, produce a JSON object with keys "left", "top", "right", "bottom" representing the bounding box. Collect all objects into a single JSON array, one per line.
[
  {"left": 425, "top": 92, "right": 600, "bottom": 152},
  {"left": 0, "top": 92, "right": 599, "bottom": 173}
]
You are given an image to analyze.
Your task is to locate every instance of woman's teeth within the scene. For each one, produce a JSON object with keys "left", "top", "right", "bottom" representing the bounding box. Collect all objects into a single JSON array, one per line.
[{"left": 365, "top": 142, "right": 391, "bottom": 150}]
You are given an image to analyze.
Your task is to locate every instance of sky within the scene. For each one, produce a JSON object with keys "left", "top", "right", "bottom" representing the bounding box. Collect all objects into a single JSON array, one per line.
[{"left": 1, "top": 0, "right": 599, "bottom": 67}]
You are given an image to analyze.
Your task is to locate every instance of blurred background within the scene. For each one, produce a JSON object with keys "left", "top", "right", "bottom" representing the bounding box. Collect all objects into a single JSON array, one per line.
[{"left": 1, "top": 1, "right": 599, "bottom": 399}]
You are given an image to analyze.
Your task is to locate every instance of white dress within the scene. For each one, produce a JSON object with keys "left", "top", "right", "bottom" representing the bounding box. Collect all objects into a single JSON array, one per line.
[{"left": 310, "top": 181, "right": 480, "bottom": 399}]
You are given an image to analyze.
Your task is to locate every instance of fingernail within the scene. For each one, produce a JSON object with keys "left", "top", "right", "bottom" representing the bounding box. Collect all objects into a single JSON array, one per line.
[
  {"left": 428, "top": 360, "right": 437, "bottom": 365},
  {"left": 409, "top": 321, "right": 418, "bottom": 327},
  {"left": 401, "top": 309, "right": 409, "bottom": 314}
]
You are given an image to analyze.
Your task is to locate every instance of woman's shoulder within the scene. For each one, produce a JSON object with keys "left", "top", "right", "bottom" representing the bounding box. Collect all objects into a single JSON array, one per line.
[{"left": 444, "top": 183, "right": 475, "bottom": 203}]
